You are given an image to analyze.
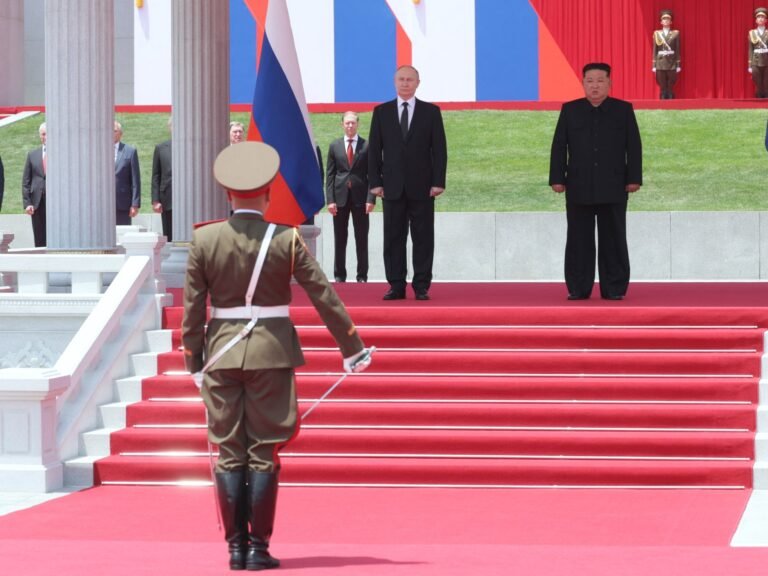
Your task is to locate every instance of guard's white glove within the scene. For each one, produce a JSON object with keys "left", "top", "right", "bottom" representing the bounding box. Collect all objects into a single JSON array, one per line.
[
  {"left": 343, "top": 346, "right": 375, "bottom": 373},
  {"left": 191, "top": 372, "right": 204, "bottom": 389},
  {"left": 676, "top": 67, "right": 681, "bottom": 73},
  {"left": 652, "top": 67, "right": 656, "bottom": 73}
]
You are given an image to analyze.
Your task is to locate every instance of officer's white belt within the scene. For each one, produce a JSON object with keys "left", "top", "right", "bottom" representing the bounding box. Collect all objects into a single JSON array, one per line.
[
  {"left": 658, "top": 50, "right": 675, "bottom": 56},
  {"left": 210, "top": 305, "right": 290, "bottom": 319},
  {"left": 755, "top": 48, "right": 768, "bottom": 54}
]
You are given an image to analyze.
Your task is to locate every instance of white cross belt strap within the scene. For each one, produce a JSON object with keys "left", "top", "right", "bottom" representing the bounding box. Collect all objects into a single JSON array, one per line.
[{"left": 198, "top": 223, "right": 277, "bottom": 377}]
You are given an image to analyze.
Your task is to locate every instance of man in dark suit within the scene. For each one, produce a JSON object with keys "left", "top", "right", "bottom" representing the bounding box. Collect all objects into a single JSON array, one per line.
[
  {"left": 549, "top": 62, "right": 642, "bottom": 301},
  {"left": 114, "top": 121, "right": 141, "bottom": 225},
  {"left": 183, "top": 141, "right": 370, "bottom": 570},
  {"left": 151, "top": 118, "right": 173, "bottom": 240},
  {"left": 326, "top": 111, "right": 376, "bottom": 282},
  {"left": 0, "top": 154, "right": 4, "bottom": 211},
  {"left": 22, "top": 122, "right": 48, "bottom": 247},
  {"left": 368, "top": 65, "right": 447, "bottom": 301}
]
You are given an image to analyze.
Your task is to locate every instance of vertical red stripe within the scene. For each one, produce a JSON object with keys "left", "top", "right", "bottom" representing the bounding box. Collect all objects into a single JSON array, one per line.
[{"left": 395, "top": 20, "right": 412, "bottom": 67}]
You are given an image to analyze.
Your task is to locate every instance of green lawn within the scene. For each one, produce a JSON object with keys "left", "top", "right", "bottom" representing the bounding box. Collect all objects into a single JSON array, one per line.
[{"left": 1, "top": 109, "right": 766, "bottom": 214}]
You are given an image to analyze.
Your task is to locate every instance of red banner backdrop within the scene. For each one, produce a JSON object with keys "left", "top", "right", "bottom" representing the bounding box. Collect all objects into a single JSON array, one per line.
[{"left": 530, "top": 0, "right": 763, "bottom": 100}]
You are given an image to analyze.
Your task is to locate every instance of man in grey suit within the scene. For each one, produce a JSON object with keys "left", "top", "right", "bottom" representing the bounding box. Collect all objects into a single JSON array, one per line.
[
  {"left": 368, "top": 65, "right": 448, "bottom": 301},
  {"left": 549, "top": 62, "right": 642, "bottom": 301},
  {"left": 326, "top": 111, "right": 375, "bottom": 283},
  {"left": 151, "top": 118, "right": 173, "bottom": 240},
  {"left": 114, "top": 121, "right": 141, "bottom": 225},
  {"left": 22, "top": 122, "right": 48, "bottom": 247}
]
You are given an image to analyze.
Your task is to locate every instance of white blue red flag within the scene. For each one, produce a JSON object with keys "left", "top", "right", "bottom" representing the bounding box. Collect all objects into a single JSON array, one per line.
[{"left": 245, "top": 0, "right": 322, "bottom": 225}]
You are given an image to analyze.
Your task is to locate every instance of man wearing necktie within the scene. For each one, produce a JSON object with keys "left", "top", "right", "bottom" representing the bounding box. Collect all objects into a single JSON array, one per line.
[
  {"left": 368, "top": 65, "right": 448, "bottom": 301},
  {"left": 325, "top": 111, "right": 375, "bottom": 283},
  {"left": 652, "top": 9, "right": 680, "bottom": 99},
  {"left": 22, "top": 122, "right": 48, "bottom": 247},
  {"left": 114, "top": 121, "right": 141, "bottom": 225},
  {"left": 749, "top": 7, "right": 768, "bottom": 98}
]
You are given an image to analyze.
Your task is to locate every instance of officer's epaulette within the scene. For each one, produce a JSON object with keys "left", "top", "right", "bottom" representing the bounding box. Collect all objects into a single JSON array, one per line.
[{"left": 193, "top": 218, "right": 227, "bottom": 230}]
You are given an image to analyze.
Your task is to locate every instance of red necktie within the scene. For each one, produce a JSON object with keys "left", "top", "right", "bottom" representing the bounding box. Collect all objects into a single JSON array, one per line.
[{"left": 346, "top": 139, "right": 354, "bottom": 166}]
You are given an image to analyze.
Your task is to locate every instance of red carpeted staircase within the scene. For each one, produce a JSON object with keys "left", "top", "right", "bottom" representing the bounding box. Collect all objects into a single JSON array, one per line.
[{"left": 92, "top": 286, "right": 764, "bottom": 488}]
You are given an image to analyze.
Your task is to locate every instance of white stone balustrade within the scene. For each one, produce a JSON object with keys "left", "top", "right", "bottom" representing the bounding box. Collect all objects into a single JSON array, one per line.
[{"left": 0, "top": 233, "right": 169, "bottom": 492}]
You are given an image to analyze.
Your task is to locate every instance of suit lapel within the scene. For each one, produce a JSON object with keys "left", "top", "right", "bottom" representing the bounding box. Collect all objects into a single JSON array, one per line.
[{"left": 115, "top": 142, "right": 125, "bottom": 166}]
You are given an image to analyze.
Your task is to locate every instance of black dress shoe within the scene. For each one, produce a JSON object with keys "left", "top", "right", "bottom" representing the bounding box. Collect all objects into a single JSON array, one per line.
[
  {"left": 356, "top": 277, "right": 367, "bottom": 283},
  {"left": 383, "top": 289, "right": 406, "bottom": 300},
  {"left": 602, "top": 294, "right": 624, "bottom": 301},
  {"left": 414, "top": 290, "right": 430, "bottom": 301},
  {"left": 334, "top": 277, "right": 346, "bottom": 283},
  {"left": 567, "top": 293, "right": 589, "bottom": 300}
]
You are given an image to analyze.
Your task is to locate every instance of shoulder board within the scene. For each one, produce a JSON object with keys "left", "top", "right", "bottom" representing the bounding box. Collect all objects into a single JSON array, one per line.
[{"left": 193, "top": 218, "right": 227, "bottom": 230}]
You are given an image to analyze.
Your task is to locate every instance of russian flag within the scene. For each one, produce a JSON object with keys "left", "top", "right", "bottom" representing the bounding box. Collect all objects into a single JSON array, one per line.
[{"left": 246, "top": 0, "right": 323, "bottom": 225}]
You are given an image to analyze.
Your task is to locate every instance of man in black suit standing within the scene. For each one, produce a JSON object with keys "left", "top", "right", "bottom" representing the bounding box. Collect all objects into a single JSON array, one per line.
[
  {"left": 549, "top": 62, "right": 642, "bottom": 301},
  {"left": 151, "top": 118, "right": 173, "bottom": 240},
  {"left": 0, "top": 153, "right": 4, "bottom": 211},
  {"left": 326, "top": 111, "right": 375, "bottom": 283},
  {"left": 114, "top": 121, "right": 141, "bottom": 225},
  {"left": 368, "top": 65, "right": 447, "bottom": 301},
  {"left": 22, "top": 122, "right": 47, "bottom": 247}
]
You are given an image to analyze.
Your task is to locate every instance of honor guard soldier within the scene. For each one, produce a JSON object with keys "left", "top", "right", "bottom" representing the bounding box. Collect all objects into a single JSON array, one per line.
[
  {"left": 652, "top": 9, "right": 680, "bottom": 99},
  {"left": 182, "top": 141, "right": 372, "bottom": 571},
  {"left": 749, "top": 7, "right": 768, "bottom": 98}
]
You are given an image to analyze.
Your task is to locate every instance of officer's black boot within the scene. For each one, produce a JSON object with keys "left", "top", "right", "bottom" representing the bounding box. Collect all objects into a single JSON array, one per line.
[
  {"left": 245, "top": 471, "right": 281, "bottom": 571},
  {"left": 215, "top": 470, "right": 248, "bottom": 570}
]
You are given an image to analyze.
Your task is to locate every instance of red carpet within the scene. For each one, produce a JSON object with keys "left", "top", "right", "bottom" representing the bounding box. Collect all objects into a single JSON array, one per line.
[
  {"left": 1, "top": 485, "right": 767, "bottom": 575},
  {"left": 95, "top": 282, "right": 765, "bottom": 488}
]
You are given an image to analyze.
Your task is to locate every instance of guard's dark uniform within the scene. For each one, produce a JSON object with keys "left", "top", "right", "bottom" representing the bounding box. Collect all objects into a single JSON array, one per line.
[
  {"left": 653, "top": 10, "right": 680, "bottom": 99},
  {"left": 749, "top": 8, "right": 768, "bottom": 98}
]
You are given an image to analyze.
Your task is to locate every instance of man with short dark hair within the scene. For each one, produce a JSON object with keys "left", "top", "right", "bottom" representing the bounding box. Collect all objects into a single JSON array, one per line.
[
  {"left": 326, "top": 111, "right": 375, "bottom": 282},
  {"left": 151, "top": 117, "right": 173, "bottom": 240},
  {"left": 549, "top": 62, "right": 643, "bottom": 301}
]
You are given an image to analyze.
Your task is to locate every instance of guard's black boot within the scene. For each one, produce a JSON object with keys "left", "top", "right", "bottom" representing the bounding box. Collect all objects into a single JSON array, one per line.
[
  {"left": 215, "top": 470, "right": 248, "bottom": 570},
  {"left": 245, "top": 471, "right": 280, "bottom": 571}
]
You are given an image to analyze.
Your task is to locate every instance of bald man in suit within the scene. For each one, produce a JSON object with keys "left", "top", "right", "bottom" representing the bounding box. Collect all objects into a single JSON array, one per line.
[
  {"left": 22, "top": 122, "right": 48, "bottom": 247},
  {"left": 368, "top": 65, "right": 448, "bottom": 301},
  {"left": 114, "top": 121, "right": 141, "bottom": 225}
]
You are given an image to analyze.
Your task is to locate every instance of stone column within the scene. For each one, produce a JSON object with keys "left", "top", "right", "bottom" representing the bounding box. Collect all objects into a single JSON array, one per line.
[
  {"left": 171, "top": 0, "right": 230, "bottom": 242},
  {"left": 45, "top": 0, "right": 115, "bottom": 250},
  {"left": 0, "top": 0, "right": 24, "bottom": 106}
]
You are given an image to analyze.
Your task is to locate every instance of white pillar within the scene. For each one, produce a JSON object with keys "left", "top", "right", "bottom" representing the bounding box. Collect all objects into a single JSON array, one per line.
[
  {"left": 44, "top": 0, "right": 115, "bottom": 250},
  {"left": 171, "top": 0, "right": 230, "bottom": 242},
  {"left": 0, "top": 0, "right": 24, "bottom": 106}
]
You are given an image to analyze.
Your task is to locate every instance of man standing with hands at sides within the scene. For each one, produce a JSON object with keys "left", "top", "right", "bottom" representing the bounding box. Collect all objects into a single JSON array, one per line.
[
  {"left": 0, "top": 153, "right": 4, "bottom": 211},
  {"left": 114, "top": 121, "right": 141, "bottom": 225},
  {"left": 652, "top": 9, "right": 680, "bottom": 99},
  {"left": 183, "top": 141, "right": 372, "bottom": 571},
  {"left": 326, "top": 111, "right": 376, "bottom": 283},
  {"left": 22, "top": 122, "right": 48, "bottom": 247},
  {"left": 549, "top": 63, "right": 642, "bottom": 301},
  {"left": 151, "top": 117, "right": 173, "bottom": 241},
  {"left": 368, "top": 65, "right": 447, "bottom": 301},
  {"left": 749, "top": 8, "right": 768, "bottom": 98}
]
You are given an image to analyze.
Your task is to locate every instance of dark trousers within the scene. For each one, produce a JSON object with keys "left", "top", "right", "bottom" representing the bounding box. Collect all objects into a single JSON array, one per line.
[
  {"left": 31, "top": 195, "right": 47, "bottom": 248},
  {"left": 565, "top": 201, "right": 629, "bottom": 299},
  {"left": 753, "top": 66, "right": 768, "bottom": 98},
  {"left": 383, "top": 195, "right": 434, "bottom": 293},
  {"left": 655, "top": 69, "right": 678, "bottom": 99},
  {"left": 116, "top": 210, "right": 131, "bottom": 225},
  {"left": 161, "top": 209, "right": 173, "bottom": 242},
  {"left": 332, "top": 202, "right": 369, "bottom": 281}
]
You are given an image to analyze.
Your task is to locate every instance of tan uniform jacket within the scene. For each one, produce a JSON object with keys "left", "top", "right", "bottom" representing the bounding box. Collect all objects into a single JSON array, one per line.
[
  {"left": 182, "top": 212, "right": 363, "bottom": 373},
  {"left": 653, "top": 30, "right": 680, "bottom": 70},
  {"left": 750, "top": 28, "right": 768, "bottom": 67}
]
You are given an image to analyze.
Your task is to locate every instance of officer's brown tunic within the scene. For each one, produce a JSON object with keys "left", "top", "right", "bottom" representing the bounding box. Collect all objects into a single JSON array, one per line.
[{"left": 182, "top": 212, "right": 363, "bottom": 472}]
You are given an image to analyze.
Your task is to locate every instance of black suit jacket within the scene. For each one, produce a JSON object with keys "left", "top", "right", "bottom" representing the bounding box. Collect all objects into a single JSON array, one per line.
[
  {"left": 549, "top": 97, "right": 642, "bottom": 205},
  {"left": 151, "top": 139, "right": 172, "bottom": 210},
  {"left": 115, "top": 142, "right": 141, "bottom": 211},
  {"left": 22, "top": 147, "right": 46, "bottom": 210},
  {"left": 326, "top": 136, "right": 375, "bottom": 208},
  {"left": 368, "top": 98, "right": 447, "bottom": 201}
]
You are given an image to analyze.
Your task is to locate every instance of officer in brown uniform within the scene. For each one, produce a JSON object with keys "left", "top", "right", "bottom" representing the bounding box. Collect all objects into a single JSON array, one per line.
[
  {"left": 749, "top": 7, "right": 768, "bottom": 98},
  {"left": 182, "top": 141, "right": 371, "bottom": 571},
  {"left": 652, "top": 9, "right": 680, "bottom": 99}
]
